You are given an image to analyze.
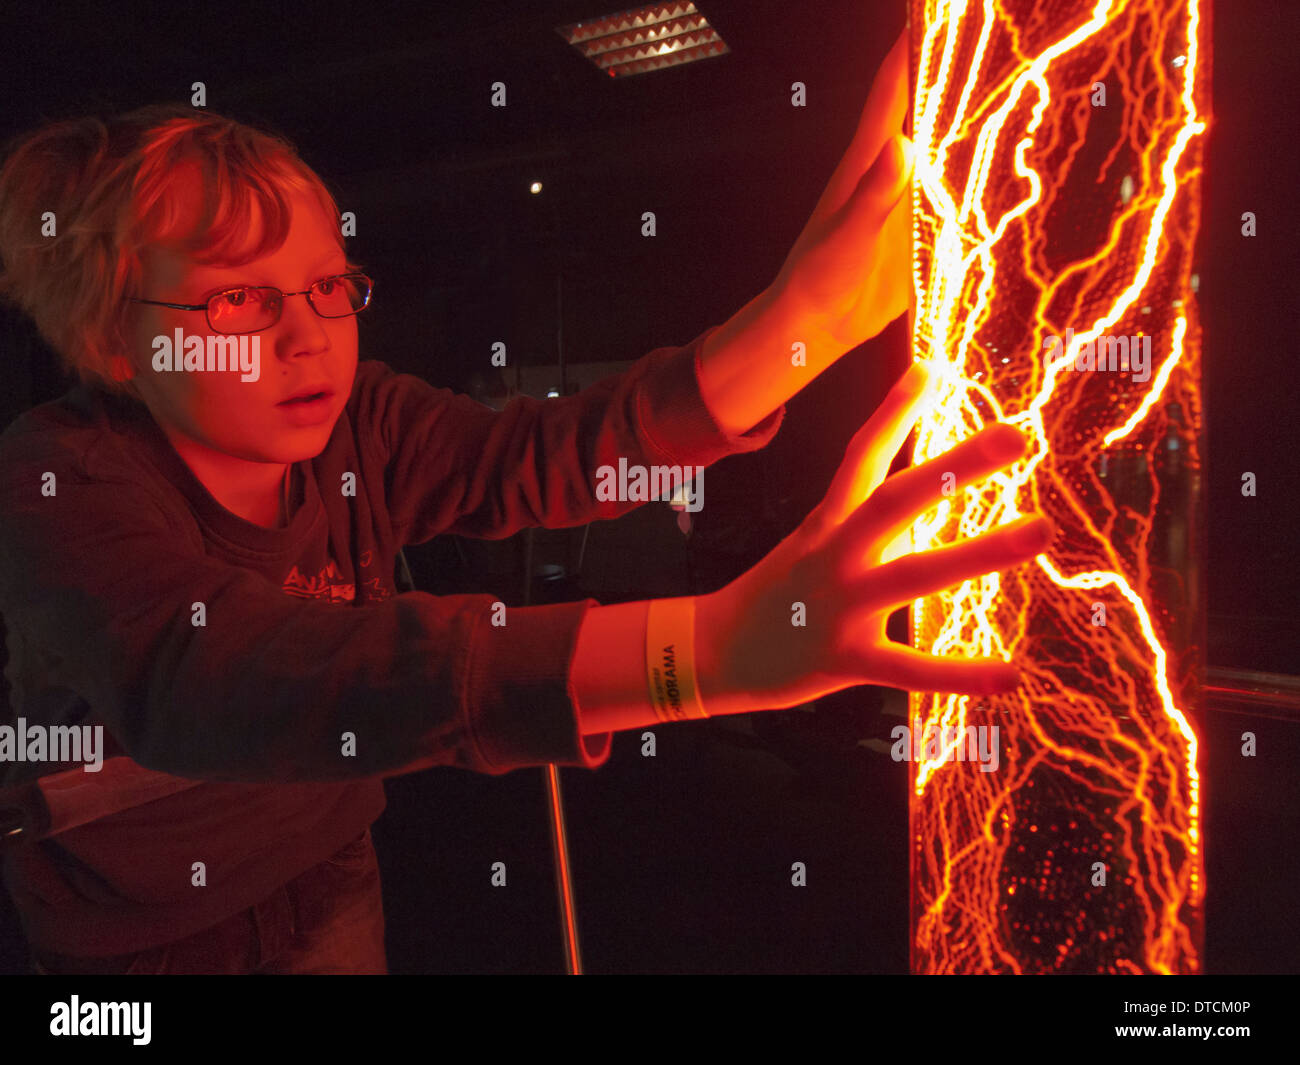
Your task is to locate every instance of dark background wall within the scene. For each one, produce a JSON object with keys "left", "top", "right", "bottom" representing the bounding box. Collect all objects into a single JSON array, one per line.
[{"left": 0, "top": 0, "right": 1296, "bottom": 973}]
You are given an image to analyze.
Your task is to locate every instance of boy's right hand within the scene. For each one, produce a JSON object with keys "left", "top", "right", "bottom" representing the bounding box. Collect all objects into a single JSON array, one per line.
[{"left": 694, "top": 361, "right": 1053, "bottom": 717}]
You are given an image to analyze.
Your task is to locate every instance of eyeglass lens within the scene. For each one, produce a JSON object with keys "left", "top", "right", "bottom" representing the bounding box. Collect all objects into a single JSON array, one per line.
[{"left": 207, "top": 275, "right": 370, "bottom": 333}]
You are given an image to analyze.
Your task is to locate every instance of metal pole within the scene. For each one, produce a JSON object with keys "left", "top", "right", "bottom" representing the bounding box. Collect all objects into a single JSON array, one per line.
[
  {"left": 544, "top": 762, "right": 583, "bottom": 974},
  {"left": 522, "top": 526, "right": 584, "bottom": 974}
]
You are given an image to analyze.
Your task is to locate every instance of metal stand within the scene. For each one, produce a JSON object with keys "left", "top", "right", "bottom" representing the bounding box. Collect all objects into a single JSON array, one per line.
[{"left": 522, "top": 526, "right": 584, "bottom": 974}]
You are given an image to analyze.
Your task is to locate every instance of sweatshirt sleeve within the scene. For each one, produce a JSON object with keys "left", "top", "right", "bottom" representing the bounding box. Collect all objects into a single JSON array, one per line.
[
  {"left": 366, "top": 323, "right": 785, "bottom": 544},
  {"left": 0, "top": 442, "right": 608, "bottom": 782},
  {"left": 0, "top": 325, "right": 784, "bottom": 785}
]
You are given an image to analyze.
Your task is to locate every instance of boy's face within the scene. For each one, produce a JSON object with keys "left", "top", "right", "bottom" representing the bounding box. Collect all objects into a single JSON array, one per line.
[{"left": 123, "top": 185, "right": 358, "bottom": 468}]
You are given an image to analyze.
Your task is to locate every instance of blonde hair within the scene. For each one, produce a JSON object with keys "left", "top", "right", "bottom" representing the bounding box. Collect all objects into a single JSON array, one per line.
[{"left": 0, "top": 103, "right": 357, "bottom": 396}]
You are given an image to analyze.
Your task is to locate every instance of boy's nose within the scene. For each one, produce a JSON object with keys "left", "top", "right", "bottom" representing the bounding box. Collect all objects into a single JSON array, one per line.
[{"left": 274, "top": 292, "right": 332, "bottom": 354}]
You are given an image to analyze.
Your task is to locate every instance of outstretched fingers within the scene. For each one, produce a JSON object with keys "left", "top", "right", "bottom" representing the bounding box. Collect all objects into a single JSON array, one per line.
[
  {"left": 850, "top": 513, "right": 1053, "bottom": 611},
  {"left": 839, "top": 420, "right": 1033, "bottom": 557},
  {"left": 810, "top": 29, "right": 910, "bottom": 227},
  {"left": 817, "top": 360, "right": 931, "bottom": 529},
  {"left": 845, "top": 515, "right": 1052, "bottom": 694},
  {"left": 868, "top": 643, "right": 1022, "bottom": 696}
]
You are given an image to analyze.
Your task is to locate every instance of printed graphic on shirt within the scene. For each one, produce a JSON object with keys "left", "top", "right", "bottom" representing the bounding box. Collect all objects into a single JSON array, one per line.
[
  {"left": 281, "top": 553, "right": 394, "bottom": 603},
  {"left": 281, "top": 559, "right": 356, "bottom": 603},
  {"left": 358, "top": 549, "right": 395, "bottom": 602},
  {"left": 358, "top": 576, "right": 393, "bottom": 601}
]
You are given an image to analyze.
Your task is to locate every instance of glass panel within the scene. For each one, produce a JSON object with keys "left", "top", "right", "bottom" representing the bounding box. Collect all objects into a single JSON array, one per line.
[{"left": 907, "top": 0, "right": 1210, "bottom": 974}]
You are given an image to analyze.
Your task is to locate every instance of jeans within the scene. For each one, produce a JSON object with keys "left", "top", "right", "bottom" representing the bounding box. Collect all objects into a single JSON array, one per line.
[{"left": 30, "top": 826, "right": 387, "bottom": 975}]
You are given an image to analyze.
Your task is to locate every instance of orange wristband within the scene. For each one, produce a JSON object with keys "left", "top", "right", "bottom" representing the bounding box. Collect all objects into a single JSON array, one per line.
[{"left": 645, "top": 597, "right": 709, "bottom": 722}]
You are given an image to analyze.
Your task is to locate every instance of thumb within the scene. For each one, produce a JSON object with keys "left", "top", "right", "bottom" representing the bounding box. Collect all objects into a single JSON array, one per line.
[
  {"left": 862, "top": 134, "right": 911, "bottom": 209},
  {"left": 833, "top": 133, "right": 912, "bottom": 249}
]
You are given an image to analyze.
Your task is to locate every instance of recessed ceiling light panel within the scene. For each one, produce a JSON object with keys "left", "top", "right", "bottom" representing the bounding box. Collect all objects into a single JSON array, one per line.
[{"left": 557, "top": 3, "right": 729, "bottom": 79}]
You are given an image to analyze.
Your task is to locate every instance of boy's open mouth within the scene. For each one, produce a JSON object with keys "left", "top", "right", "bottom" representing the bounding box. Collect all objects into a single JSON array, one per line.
[{"left": 278, "top": 389, "right": 333, "bottom": 406}]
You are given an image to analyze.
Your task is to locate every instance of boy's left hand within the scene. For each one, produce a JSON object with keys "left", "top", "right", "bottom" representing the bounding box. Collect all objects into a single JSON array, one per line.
[{"left": 769, "top": 28, "right": 913, "bottom": 355}]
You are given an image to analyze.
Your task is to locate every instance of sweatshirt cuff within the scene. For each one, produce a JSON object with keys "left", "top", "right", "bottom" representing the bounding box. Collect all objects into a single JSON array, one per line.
[
  {"left": 635, "top": 324, "right": 785, "bottom": 468},
  {"left": 465, "top": 597, "right": 612, "bottom": 772}
]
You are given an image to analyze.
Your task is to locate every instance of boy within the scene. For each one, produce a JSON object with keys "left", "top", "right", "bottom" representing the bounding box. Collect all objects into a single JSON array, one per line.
[{"left": 0, "top": 37, "right": 1049, "bottom": 974}]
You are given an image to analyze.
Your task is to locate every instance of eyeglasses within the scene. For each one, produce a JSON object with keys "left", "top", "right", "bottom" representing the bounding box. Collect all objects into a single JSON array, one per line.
[{"left": 128, "top": 273, "right": 373, "bottom": 335}]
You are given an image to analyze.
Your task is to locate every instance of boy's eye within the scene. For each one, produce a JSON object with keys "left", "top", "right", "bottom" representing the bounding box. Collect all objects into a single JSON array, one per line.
[
  {"left": 223, "top": 290, "right": 248, "bottom": 308},
  {"left": 317, "top": 278, "right": 336, "bottom": 295}
]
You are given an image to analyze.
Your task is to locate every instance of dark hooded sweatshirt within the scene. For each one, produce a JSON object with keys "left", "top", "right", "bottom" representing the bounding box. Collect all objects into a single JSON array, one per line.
[{"left": 0, "top": 323, "right": 783, "bottom": 956}]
